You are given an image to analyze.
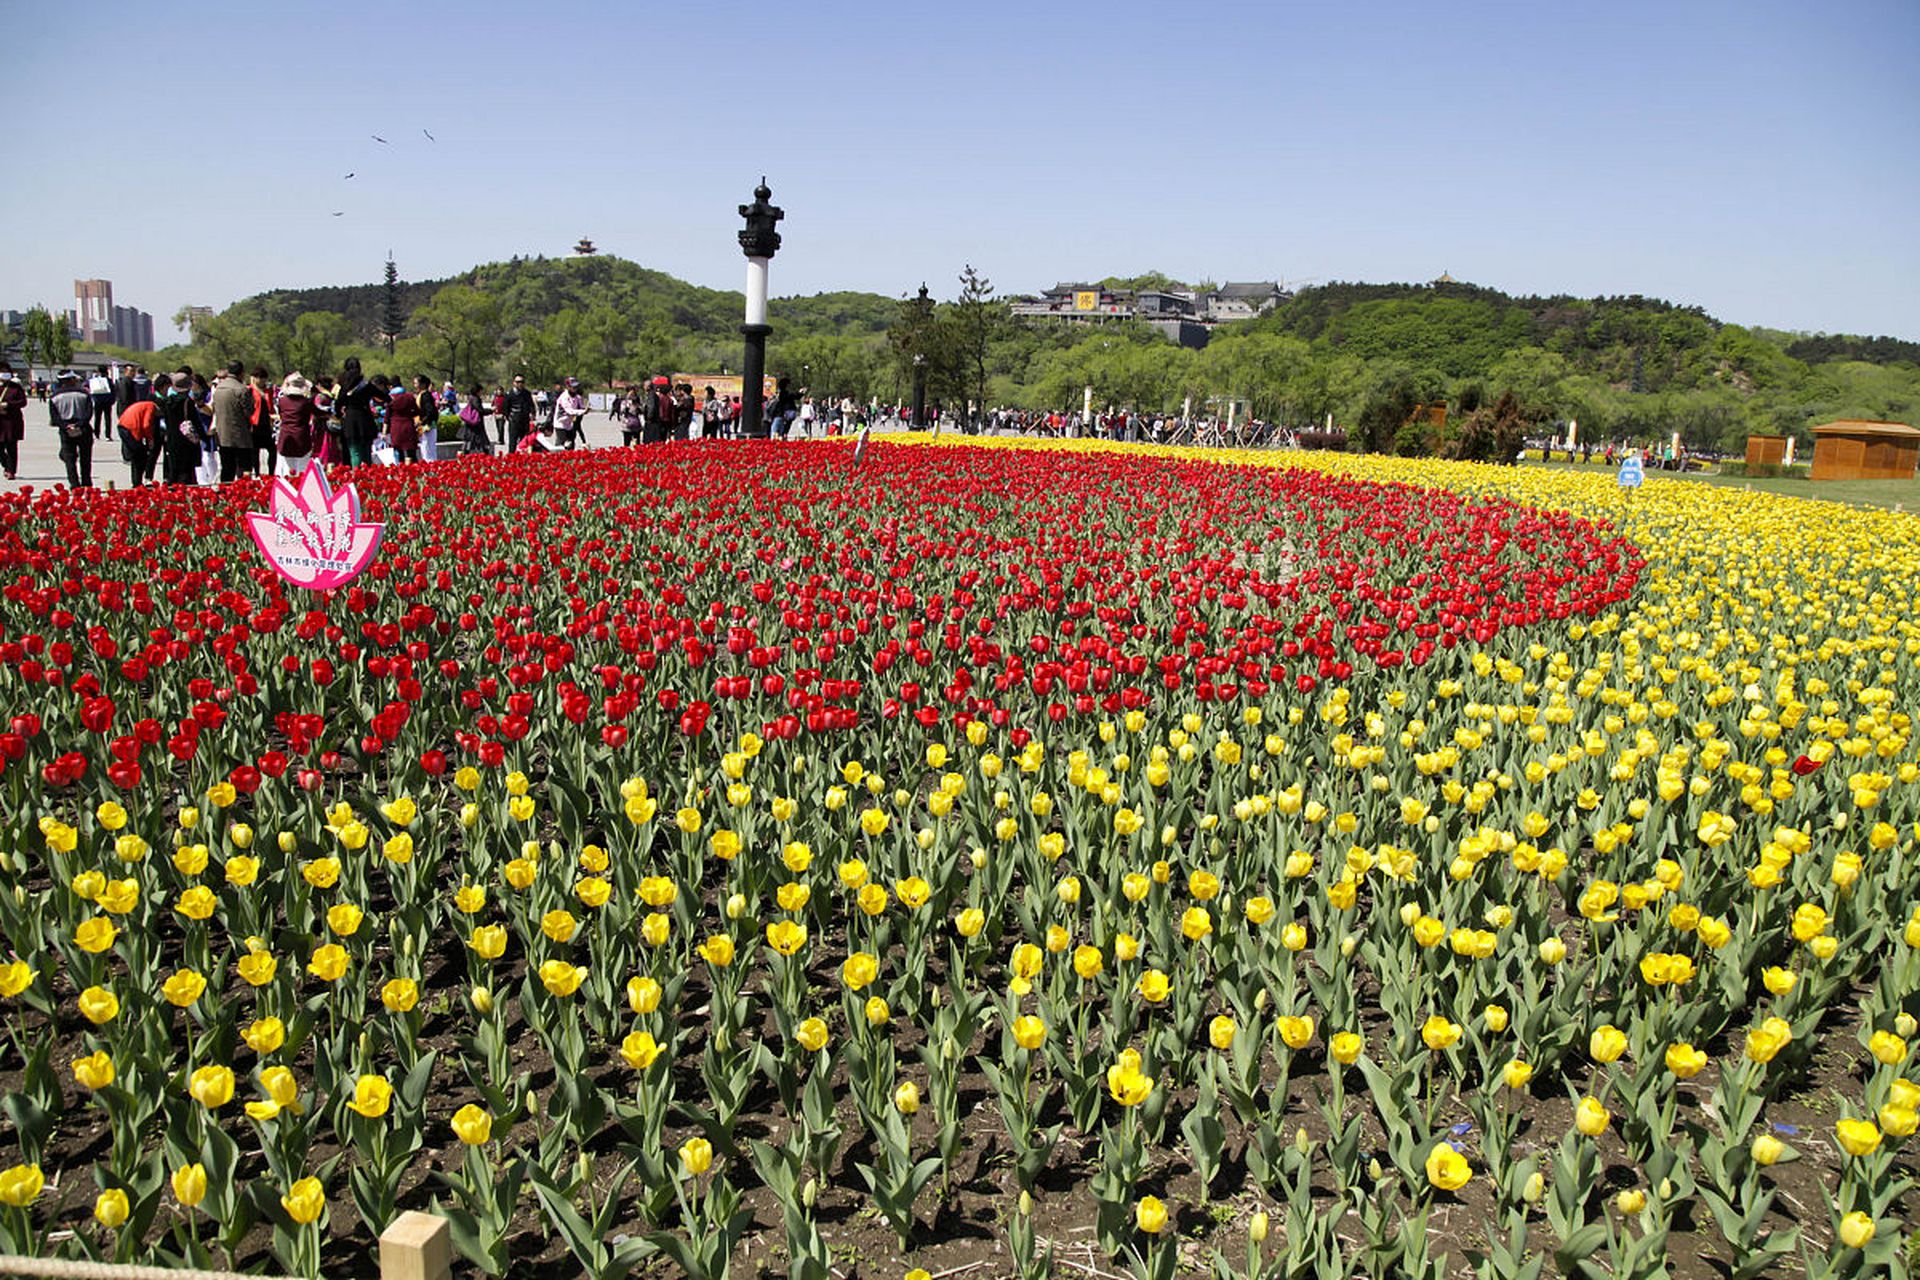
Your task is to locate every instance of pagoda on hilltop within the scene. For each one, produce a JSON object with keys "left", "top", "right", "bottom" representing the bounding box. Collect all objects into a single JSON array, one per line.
[{"left": 573, "top": 238, "right": 598, "bottom": 256}]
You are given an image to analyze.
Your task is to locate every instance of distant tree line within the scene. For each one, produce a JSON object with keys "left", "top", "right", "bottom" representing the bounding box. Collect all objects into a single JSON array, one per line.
[{"left": 123, "top": 261, "right": 1916, "bottom": 455}]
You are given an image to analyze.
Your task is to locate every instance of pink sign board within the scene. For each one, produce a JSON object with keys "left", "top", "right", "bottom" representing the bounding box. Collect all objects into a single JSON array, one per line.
[{"left": 245, "top": 467, "right": 384, "bottom": 590}]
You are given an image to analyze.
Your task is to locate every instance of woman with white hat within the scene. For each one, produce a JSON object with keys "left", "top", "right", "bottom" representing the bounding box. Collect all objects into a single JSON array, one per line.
[{"left": 274, "top": 373, "right": 317, "bottom": 477}]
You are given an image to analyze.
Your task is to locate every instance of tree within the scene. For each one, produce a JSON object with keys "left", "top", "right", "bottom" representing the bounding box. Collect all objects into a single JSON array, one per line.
[
  {"left": 411, "top": 285, "right": 502, "bottom": 387},
  {"left": 380, "top": 257, "right": 404, "bottom": 355},
  {"left": 625, "top": 321, "right": 679, "bottom": 384},
  {"left": 290, "top": 312, "right": 351, "bottom": 378},
  {"left": 20, "top": 306, "right": 72, "bottom": 368},
  {"left": 887, "top": 287, "right": 958, "bottom": 415},
  {"left": 953, "top": 265, "right": 997, "bottom": 429},
  {"left": 582, "top": 303, "right": 628, "bottom": 389}
]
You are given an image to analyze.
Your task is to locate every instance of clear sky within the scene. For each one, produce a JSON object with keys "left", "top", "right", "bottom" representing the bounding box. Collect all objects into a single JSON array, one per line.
[{"left": 3, "top": 0, "right": 1916, "bottom": 341}]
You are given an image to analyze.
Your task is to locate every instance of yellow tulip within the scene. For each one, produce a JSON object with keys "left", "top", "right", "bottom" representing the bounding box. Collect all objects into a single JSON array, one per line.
[
  {"left": 1835, "top": 1117, "right": 1881, "bottom": 1157},
  {"left": 189, "top": 1064, "right": 235, "bottom": 1109},
  {"left": 243, "top": 1017, "right": 286, "bottom": 1054},
  {"left": 0, "top": 960, "right": 35, "bottom": 998},
  {"left": 307, "top": 943, "right": 350, "bottom": 982},
  {"left": 1106, "top": 1050, "right": 1154, "bottom": 1106},
  {"left": 1574, "top": 1095, "right": 1611, "bottom": 1136},
  {"left": 1424, "top": 1143, "right": 1471, "bottom": 1191},
  {"left": 1665, "top": 1043, "right": 1708, "bottom": 1079},
  {"left": 171, "top": 1163, "right": 207, "bottom": 1208},
  {"left": 843, "top": 952, "right": 879, "bottom": 990},
  {"left": 281, "top": 1176, "right": 325, "bottom": 1225},
  {"left": 1589, "top": 1024, "right": 1628, "bottom": 1063},
  {"left": 451, "top": 1104, "right": 493, "bottom": 1145},
  {"left": 626, "top": 975, "right": 662, "bottom": 1014},
  {"left": 345, "top": 1075, "right": 393, "bottom": 1118},
  {"left": 94, "top": 1187, "right": 130, "bottom": 1229},
  {"left": 71, "top": 1050, "right": 115, "bottom": 1091},
  {"left": 766, "top": 920, "right": 809, "bottom": 956},
  {"left": 0, "top": 1164, "right": 43, "bottom": 1208},
  {"left": 538, "top": 960, "right": 586, "bottom": 997},
  {"left": 1136, "top": 1195, "right": 1168, "bottom": 1234},
  {"left": 621, "top": 1031, "right": 663, "bottom": 1070},
  {"left": 679, "top": 1136, "right": 713, "bottom": 1175}
]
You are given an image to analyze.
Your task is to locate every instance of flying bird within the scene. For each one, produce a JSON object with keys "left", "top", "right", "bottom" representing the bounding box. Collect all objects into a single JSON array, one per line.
[
  {"left": 371, "top": 134, "right": 389, "bottom": 144},
  {"left": 344, "top": 172, "right": 355, "bottom": 179},
  {"left": 332, "top": 211, "right": 345, "bottom": 217},
  {"left": 422, "top": 128, "right": 435, "bottom": 142}
]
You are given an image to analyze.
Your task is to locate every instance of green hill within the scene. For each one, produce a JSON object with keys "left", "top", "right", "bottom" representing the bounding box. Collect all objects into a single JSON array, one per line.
[
  {"left": 221, "top": 255, "right": 895, "bottom": 349},
  {"left": 159, "top": 261, "right": 1918, "bottom": 449}
]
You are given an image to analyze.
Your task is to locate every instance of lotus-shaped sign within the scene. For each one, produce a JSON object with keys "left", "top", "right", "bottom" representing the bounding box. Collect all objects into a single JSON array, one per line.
[{"left": 244, "top": 467, "right": 384, "bottom": 589}]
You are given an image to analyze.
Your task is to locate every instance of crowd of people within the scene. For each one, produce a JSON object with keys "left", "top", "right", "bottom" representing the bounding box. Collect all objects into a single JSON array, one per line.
[
  {"left": 1, "top": 359, "right": 610, "bottom": 489},
  {"left": 2, "top": 358, "right": 1534, "bottom": 491}
]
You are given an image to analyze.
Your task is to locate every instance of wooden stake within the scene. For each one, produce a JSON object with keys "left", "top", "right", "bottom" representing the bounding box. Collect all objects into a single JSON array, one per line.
[{"left": 379, "top": 1211, "right": 451, "bottom": 1280}]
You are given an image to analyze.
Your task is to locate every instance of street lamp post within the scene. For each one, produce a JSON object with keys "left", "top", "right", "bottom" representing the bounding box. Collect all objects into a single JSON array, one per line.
[
  {"left": 908, "top": 283, "right": 932, "bottom": 427},
  {"left": 737, "top": 179, "right": 784, "bottom": 439}
]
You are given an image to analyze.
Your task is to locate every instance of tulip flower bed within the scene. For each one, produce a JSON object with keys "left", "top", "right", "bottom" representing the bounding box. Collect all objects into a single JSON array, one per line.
[{"left": 0, "top": 438, "right": 1916, "bottom": 1280}]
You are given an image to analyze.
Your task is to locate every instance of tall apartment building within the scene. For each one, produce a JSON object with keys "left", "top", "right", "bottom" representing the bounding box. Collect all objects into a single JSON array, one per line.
[
  {"left": 74, "top": 278, "right": 115, "bottom": 345},
  {"left": 113, "top": 305, "right": 155, "bottom": 352},
  {"left": 70, "top": 279, "right": 156, "bottom": 351}
]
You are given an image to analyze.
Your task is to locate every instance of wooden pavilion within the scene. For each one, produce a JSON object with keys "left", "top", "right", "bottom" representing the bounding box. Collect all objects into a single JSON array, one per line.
[{"left": 1809, "top": 420, "right": 1920, "bottom": 481}]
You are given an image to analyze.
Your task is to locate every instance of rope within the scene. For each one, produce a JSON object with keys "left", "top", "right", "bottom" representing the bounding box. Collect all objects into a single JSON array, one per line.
[{"left": 0, "top": 1257, "right": 299, "bottom": 1280}]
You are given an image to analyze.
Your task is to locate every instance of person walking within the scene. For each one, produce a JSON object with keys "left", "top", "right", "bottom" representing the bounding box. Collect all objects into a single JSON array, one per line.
[
  {"left": 616, "top": 386, "right": 644, "bottom": 446},
  {"left": 113, "top": 364, "right": 147, "bottom": 418},
  {"left": 248, "top": 367, "right": 278, "bottom": 474},
  {"left": 274, "top": 373, "right": 316, "bottom": 477},
  {"left": 51, "top": 369, "right": 96, "bottom": 488},
  {"left": 210, "top": 362, "right": 255, "bottom": 483},
  {"left": 490, "top": 385, "right": 508, "bottom": 447},
  {"left": 156, "top": 371, "right": 199, "bottom": 484},
  {"left": 311, "top": 377, "right": 339, "bottom": 466},
  {"left": 0, "top": 364, "right": 25, "bottom": 480},
  {"left": 387, "top": 377, "right": 420, "bottom": 463},
  {"left": 767, "top": 377, "right": 797, "bottom": 438},
  {"left": 414, "top": 376, "right": 439, "bottom": 461},
  {"left": 336, "top": 357, "right": 378, "bottom": 465},
  {"left": 553, "top": 377, "right": 588, "bottom": 448},
  {"left": 87, "top": 367, "right": 114, "bottom": 439},
  {"left": 502, "top": 374, "right": 537, "bottom": 452},
  {"left": 643, "top": 375, "right": 673, "bottom": 444},
  {"left": 458, "top": 386, "right": 491, "bottom": 455},
  {"left": 672, "top": 382, "right": 695, "bottom": 441}
]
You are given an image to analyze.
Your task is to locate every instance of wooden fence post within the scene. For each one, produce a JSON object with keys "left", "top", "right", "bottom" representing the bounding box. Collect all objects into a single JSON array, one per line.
[{"left": 379, "top": 1211, "right": 451, "bottom": 1280}]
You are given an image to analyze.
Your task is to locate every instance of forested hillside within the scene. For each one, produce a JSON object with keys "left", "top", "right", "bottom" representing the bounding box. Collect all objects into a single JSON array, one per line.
[{"left": 155, "top": 260, "right": 1917, "bottom": 452}]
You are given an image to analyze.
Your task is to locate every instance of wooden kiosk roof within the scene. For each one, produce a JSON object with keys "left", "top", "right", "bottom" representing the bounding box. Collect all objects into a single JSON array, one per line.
[{"left": 1811, "top": 420, "right": 1920, "bottom": 437}]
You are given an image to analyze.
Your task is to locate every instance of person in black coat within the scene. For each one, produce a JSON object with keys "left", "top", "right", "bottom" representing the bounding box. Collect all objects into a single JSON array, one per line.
[
  {"left": 642, "top": 376, "right": 674, "bottom": 444},
  {"left": 336, "top": 357, "right": 379, "bottom": 465},
  {"left": 502, "top": 374, "right": 538, "bottom": 452}
]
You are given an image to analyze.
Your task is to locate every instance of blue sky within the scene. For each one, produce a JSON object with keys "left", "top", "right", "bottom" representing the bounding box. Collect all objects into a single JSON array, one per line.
[{"left": 3, "top": 0, "right": 1916, "bottom": 340}]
